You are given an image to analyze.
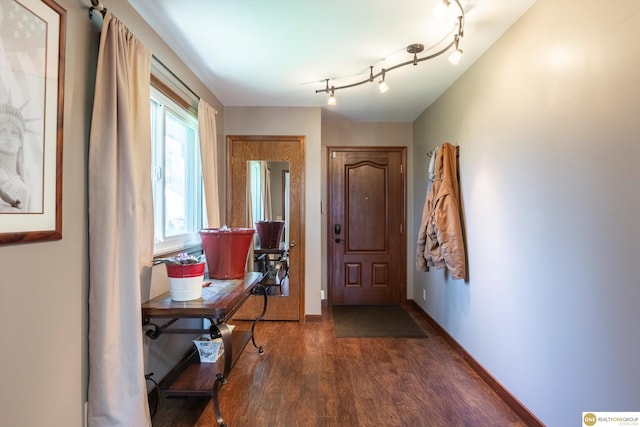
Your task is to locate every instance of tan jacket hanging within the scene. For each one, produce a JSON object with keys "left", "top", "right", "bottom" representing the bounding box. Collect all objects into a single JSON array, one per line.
[{"left": 416, "top": 143, "right": 466, "bottom": 280}]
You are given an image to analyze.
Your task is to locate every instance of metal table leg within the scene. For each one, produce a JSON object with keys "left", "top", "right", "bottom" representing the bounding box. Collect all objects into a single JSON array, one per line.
[
  {"left": 250, "top": 284, "right": 267, "bottom": 354},
  {"left": 210, "top": 323, "right": 232, "bottom": 426}
]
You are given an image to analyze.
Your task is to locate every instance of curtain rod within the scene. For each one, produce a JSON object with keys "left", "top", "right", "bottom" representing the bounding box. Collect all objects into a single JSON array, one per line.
[
  {"left": 151, "top": 55, "right": 201, "bottom": 103},
  {"left": 87, "top": 1, "right": 217, "bottom": 114},
  {"left": 89, "top": 0, "right": 106, "bottom": 18}
]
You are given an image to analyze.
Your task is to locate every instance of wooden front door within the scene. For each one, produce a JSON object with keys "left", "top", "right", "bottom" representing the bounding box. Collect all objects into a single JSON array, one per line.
[
  {"left": 226, "top": 135, "right": 305, "bottom": 321},
  {"left": 328, "top": 147, "right": 406, "bottom": 305}
]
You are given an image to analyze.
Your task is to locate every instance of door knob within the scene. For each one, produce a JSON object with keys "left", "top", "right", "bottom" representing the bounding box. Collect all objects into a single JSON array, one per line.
[{"left": 290, "top": 241, "right": 296, "bottom": 247}]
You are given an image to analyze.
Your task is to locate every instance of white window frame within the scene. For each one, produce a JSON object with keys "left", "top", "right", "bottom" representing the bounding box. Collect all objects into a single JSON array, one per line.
[{"left": 150, "top": 86, "right": 203, "bottom": 255}]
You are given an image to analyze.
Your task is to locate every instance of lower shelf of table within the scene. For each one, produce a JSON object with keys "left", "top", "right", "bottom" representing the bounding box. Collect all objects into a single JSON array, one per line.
[{"left": 159, "top": 330, "right": 252, "bottom": 397}]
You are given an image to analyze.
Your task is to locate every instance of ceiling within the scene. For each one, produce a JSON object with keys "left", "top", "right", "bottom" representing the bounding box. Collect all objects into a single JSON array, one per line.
[{"left": 128, "top": 0, "right": 536, "bottom": 122}]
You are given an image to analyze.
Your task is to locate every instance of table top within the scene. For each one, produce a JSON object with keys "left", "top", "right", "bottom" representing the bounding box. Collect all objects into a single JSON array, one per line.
[{"left": 141, "top": 272, "right": 262, "bottom": 320}]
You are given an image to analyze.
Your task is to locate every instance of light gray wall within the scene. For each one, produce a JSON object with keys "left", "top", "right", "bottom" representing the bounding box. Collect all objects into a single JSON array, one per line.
[
  {"left": 225, "top": 106, "right": 323, "bottom": 316},
  {"left": 0, "top": 2, "right": 91, "bottom": 425},
  {"left": 320, "top": 122, "right": 414, "bottom": 300},
  {"left": 0, "top": 0, "right": 223, "bottom": 425},
  {"left": 412, "top": 1, "right": 640, "bottom": 426},
  {"left": 0, "top": 1, "right": 90, "bottom": 427},
  {"left": 4, "top": 0, "right": 636, "bottom": 425}
]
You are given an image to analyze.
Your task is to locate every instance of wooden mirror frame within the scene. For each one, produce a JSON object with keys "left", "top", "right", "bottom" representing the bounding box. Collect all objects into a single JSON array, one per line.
[{"left": 225, "top": 135, "right": 305, "bottom": 321}]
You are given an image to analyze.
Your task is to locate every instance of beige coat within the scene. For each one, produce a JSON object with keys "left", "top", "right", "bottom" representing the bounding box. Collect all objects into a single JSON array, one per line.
[{"left": 416, "top": 143, "right": 466, "bottom": 280}]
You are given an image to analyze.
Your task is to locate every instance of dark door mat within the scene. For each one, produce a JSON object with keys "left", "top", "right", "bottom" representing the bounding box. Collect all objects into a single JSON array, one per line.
[{"left": 332, "top": 305, "right": 427, "bottom": 338}]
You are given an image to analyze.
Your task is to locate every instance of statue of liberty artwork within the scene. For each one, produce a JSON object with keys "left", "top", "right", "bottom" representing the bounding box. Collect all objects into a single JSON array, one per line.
[{"left": 0, "top": 0, "right": 46, "bottom": 213}]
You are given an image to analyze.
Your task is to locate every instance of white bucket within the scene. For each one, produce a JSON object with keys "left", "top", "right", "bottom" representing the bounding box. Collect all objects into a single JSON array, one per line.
[
  {"left": 193, "top": 336, "right": 224, "bottom": 363},
  {"left": 193, "top": 325, "right": 234, "bottom": 363},
  {"left": 168, "top": 275, "right": 204, "bottom": 301}
]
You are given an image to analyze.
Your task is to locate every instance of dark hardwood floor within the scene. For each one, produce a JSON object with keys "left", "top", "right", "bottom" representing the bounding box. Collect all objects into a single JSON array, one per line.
[{"left": 152, "top": 303, "right": 528, "bottom": 427}]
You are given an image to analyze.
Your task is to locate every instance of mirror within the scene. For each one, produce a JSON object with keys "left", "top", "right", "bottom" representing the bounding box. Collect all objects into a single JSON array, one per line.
[
  {"left": 247, "top": 161, "right": 289, "bottom": 241},
  {"left": 247, "top": 160, "right": 290, "bottom": 296}
]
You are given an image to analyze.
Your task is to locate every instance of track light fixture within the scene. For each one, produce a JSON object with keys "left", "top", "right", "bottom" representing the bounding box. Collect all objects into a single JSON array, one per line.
[
  {"left": 378, "top": 69, "right": 389, "bottom": 94},
  {"left": 328, "top": 89, "right": 336, "bottom": 106},
  {"left": 432, "top": 0, "right": 451, "bottom": 19},
  {"left": 316, "top": 0, "right": 465, "bottom": 105},
  {"left": 448, "top": 34, "right": 463, "bottom": 65},
  {"left": 323, "top": 79, "right": 337, "bottom": 105}
]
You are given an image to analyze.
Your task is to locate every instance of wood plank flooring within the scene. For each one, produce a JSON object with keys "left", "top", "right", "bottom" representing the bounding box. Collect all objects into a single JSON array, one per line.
[{"left": 152, "top": 303, "right": 527, "bottom": 427}]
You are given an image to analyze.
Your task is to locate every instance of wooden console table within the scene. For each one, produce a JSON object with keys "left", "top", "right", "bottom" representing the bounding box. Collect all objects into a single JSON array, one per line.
[{"left": 142, "top": 272, "right": 265, "bottom": 426}]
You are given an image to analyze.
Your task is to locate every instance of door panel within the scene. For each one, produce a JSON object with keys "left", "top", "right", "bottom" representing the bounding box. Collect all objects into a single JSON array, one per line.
[
  {"left": 328, "top": 147, "right": 406, "bottom": 305},
  {"left": 348, "top": 163, "right": 386, "bottom": 251},
  {"left": 227, "top": 136, "right": 305, "bottom": 321}
]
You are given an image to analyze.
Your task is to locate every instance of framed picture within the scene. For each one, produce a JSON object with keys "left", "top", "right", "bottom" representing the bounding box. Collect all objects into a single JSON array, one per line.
[{"left": 0, "top": 0, "right": 65, "bottom": 244}]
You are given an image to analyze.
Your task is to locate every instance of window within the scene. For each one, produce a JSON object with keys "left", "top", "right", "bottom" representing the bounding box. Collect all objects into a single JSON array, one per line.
[{"left": 150, "top": 86, "right": 203, "bottom": 255}]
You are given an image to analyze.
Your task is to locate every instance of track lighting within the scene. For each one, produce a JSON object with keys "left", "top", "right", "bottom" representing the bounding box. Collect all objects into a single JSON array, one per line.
[
  {"left": 316, "top": 0, "right": 465, "bottom": 103},
  {"left": 408, "top": 43, "right": 424, "bottom": 66},
  {"left": 323, "top": 79, "right": 337, "bottom": 105},
  {"left": 328, "top": 90, "right": 336, "bottom": 106},
  {"left": 378, "top": 69, "right": 389, "bottom": 94},
  {"left": 448, "top": 48, "right": 463, "bottom": 65},
  {"left": 448, "top": 35, "right": 463, "bottom": 65},
  {"left": 432, "top": 0, "right": 451, "bottom": 19}
]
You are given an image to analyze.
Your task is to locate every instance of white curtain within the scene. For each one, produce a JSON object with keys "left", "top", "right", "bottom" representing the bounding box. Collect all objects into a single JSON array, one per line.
[
  {"left": 87, "top": 12, "right": 152, "bottom": 427},
  {"left": 246, "top": 162, "right": 254, "bottom": 228},
  {"left": 262, "top": 161, "right": 272, "bottom": 220},
  {"left": 198, "top": 100, "right": 221, "bottom": 228},
  {"left": 246, "top": 162, "right": 255, "bottom": 270}
]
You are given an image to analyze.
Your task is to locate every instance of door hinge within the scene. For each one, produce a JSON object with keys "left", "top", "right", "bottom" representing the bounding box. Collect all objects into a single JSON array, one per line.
[
  {"left": 400, "top": 223, "right": 403, "bottom": 234},
  {"left": 400, "top": 164, "right": 403, "bottom": 174}
]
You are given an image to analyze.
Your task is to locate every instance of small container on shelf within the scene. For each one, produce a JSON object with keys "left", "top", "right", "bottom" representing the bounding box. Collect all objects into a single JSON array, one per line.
[{"left": 192, "top": 325, "right": 235, "bottom": 363}]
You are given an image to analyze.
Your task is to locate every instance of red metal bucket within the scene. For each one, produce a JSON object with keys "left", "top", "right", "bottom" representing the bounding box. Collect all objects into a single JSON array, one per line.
[
  {"left": 255, "top": 221, "right": 285, "bottom": 249},
  {"left": 200, "top": 228, "right": 255, "bottom": 279},
  {"left": 165, "top": 262, "right": 205, "bottom": 278}
]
